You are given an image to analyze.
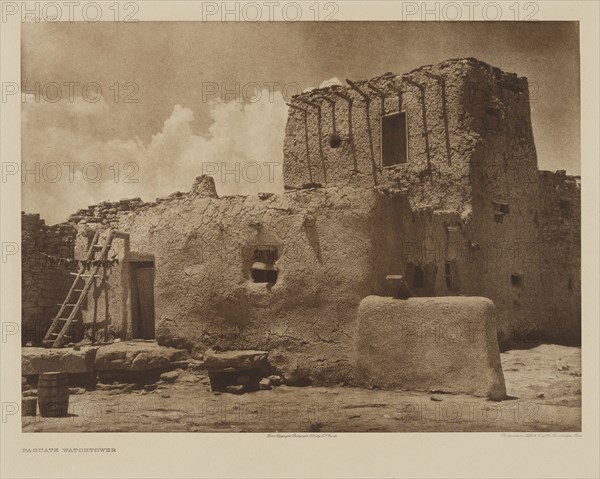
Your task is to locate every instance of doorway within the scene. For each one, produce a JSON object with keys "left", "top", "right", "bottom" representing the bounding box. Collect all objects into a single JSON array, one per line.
[{"left": 130, "top": 261, "right": 155, "bottom": 339}]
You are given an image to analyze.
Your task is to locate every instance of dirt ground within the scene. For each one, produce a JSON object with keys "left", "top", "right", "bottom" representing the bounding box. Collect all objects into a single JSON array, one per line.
[{"left": 22, "top": 344, "right": 581, "bottom": 432}]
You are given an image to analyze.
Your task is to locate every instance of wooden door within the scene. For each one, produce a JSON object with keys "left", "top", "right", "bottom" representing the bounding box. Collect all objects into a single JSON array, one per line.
[{"left": 130, "top": 262, "right": 155, "bottom": 339}]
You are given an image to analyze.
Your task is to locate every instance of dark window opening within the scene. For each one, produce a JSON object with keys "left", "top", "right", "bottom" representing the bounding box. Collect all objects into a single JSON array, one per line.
[
  {"left": 381, "top": 112, "right": 408, "bottom": 167},
  {"left": 250, "top": 246, "right": 278, "bottom": 284},
  {"left": 413, "top": 266, "right": 425, "bottom": 288},
  {"left": 328, "top": 133, "right": 342, "bottom": 149},
  {"left": 405, "top": 262, "right": 436, "bottom": 296},
  {"left": 493, "top": 200, "right": 509, "bottom": 223},
  {"left": 251, "top": 267, "right": 278, "bottom": 283},
  {"left": 568, "top": 277, "right": 573, "bottom": 290},
  {"left": 559, "top": 200, "right": 571, "bottom": 215},
  {"left": 444, "top": 261, "right": 460, "bottom": 293},
  {"left": 485, "top": 107, "right": 502, "bottom": 131},
  {"left": 511, "top": 273, "right": 523, "bottom": 288}
]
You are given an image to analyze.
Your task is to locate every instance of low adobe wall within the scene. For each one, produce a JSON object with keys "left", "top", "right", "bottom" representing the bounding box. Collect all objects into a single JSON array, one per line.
[
  {"left": 72, "top": 182, "right": 408, "bottom": 385},
  {"left": 353, "top": 295, "right": 506, "bottom": 400}
]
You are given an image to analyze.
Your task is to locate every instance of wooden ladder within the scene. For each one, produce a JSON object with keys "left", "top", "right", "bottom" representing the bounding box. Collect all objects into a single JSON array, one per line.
[{"left": 42, "top": 229, "right": 115, "bottom": 348}]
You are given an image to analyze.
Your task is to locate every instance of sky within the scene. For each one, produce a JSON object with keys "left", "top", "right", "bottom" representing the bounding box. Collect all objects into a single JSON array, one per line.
[{"left": 21, "top": 21, "right": 580, "bottom": 224}]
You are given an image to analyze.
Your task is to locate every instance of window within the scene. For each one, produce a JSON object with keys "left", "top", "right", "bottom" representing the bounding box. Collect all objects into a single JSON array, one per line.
[
  {"left": 492, "top": 200, "right": 509, "bottom": 223},
  {"left": 444, "top": 261, "right": 454, "bottom": 291},
  {"left": 406, "top": 263, "right": 436, "bottom": 296},
  {"left": 511, "top": 273, "right": 523, "bottom": 288},
  {"left": 250, "top": 246, "right": 278, "bottom": 284},
  {"left": 485, "top": 106, "right": 502, "bottom": 131},
  {"left": 381, "top": 112, "right": 408, "bottom": 167},
  {"left": 413, "top": 265, "right": 425, "bottom": 288}
]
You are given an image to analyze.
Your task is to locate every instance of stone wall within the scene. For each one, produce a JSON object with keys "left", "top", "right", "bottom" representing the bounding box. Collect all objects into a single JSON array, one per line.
[{"left": 21, "top": 213, "right": 77, "bottom": 345}]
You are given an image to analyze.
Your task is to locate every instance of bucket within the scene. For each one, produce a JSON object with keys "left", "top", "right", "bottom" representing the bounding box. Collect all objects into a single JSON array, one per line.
[{"left": 37, "top": 372, "right": 69, "bottom": 417}]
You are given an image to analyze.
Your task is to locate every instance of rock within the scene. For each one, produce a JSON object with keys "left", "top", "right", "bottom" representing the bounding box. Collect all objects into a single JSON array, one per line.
[
  {"left": 224, "top": 385, "right": 245, "bottom": 395},
  {"left": 160, "top": 371, "right": 180, "bottom": 383},
  {"left": 187, "top": 360, "right": 206, "bottom": 372},
  {"left": 191, "top": 176, "right": 218, "bottom": 198},
  {"left": 258, "top": 192, "right": 274, "bottom": 200},
  {"left": 236, "top": 374, "right": 251, "bottom": 386},
  {"left": 181, "top": 374, "right": 200, "bottom": 383},
  {"left": 267, "top": 375, "right": 282, "bottom": 386},
  {"left": 259, "top": 378, "right": 272, "bottom": 390},
  {"left": 537, "top": 392, "right": 545, "bottom": 398},
  {"left": 95, "top": 342, "right": 189, "bottom": 372},
  {"left": 430, "top": 396, "right": 443, "bottom": 402},
  {"left": 161, "top": 394, "right": 170, "bottom": 399},
  {"left": 96, "top": 383, "right": 128, "bottom": 391},
  {"left": 69, "top": 387, "right": 86, "bottom": 395},
  {"left": 23, "top": 389, "right": 37, "bottom": 397},
  {"left": 22, "top": 347, "right": 98, "bottom": 375},
  {"left": 204, "top": 349, "right": 268, "bottom": 372},
  {"left": 172, "top": 360, "right": 190, "bottom": 370},
  {"left": 144, "top": 384, "right": 157, "bottom": 392}
]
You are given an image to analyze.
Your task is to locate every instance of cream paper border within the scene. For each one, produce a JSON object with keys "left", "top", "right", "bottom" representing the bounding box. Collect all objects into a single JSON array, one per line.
[{"left": 1, "top": 2, "right": 598, "bottom": 478}]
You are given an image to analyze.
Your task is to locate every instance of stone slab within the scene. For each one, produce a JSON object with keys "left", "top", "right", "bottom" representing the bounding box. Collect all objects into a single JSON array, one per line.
[
  {"left": 353, "top": 296, "right": 507, "bottom": 399},
  {"left": 204, "top": 349, "right": 268, "bottom": 372},
  {"left": 22, "top": 347, "right": 98, "bottom": 376},
  {"left": 94, "top": 341, "right": 189, "bottom": 372}
]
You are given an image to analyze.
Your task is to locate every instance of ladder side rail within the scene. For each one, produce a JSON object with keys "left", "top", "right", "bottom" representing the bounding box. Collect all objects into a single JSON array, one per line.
[
  {"left": 53, "top": 231, "right": 113, "bottom": 346},
  {"left": 50, "top": 231, "right": 100, "bottom": 330}
]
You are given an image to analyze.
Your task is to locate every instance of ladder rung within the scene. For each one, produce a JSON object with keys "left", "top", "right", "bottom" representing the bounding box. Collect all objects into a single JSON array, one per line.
[
  {"left": 58, "top": 303, "right": 77, "bottom": 306},
  {"left": 92, "top": 244, "right": 104, "bottom": 248},
  {"left": 70, "top": 272, "right": 101, "bottom": 278},
  {"left": 74, "top": 289, "right": 84, "bottom": 292}
]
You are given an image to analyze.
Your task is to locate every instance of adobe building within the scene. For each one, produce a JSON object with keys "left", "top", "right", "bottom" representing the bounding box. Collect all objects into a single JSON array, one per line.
[{"left": 22, "top": 58, "right": 580, "bottom": 387}]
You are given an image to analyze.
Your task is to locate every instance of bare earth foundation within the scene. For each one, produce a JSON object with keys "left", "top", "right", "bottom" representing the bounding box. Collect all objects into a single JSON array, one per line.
[{"left": 22, "top": 344, "right": 580, "bottom": 432}]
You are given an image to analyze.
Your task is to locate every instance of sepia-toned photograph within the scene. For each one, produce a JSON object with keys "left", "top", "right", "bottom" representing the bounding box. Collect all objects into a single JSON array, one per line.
[
  {"left": 1, "top": 2, "right": 598, "bottom": 478},
  {"left": 18, "top": 19, "right": 583, "bottom": 433}
]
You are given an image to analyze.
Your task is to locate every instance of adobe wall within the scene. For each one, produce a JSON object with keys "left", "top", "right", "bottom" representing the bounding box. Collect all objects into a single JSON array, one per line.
[
  {"left": 463, "top": 65, "right": 580, "bottom": 346},
  {"left": 21, "top": 213, "right": 76, "bottom": 345},
  {"left": 535, "top": 171, "right": 581, "bottom": 344},
  {"left": 282, "top": 56, "right": 580, "bottom": 346},
  {"left": 284, "top": 58, "right": 526, "bottom": 214},
  {"left": 70, "top": 179, "right": 407, "bottom": 385}
]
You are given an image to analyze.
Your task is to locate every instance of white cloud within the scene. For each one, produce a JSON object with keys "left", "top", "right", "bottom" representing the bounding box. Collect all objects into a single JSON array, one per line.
[
  {"left": 302, "top": 77, "right": 343, "bottom": 93},
  {"left": 22, "top": 91, "right": 288, "bottom": 224}
]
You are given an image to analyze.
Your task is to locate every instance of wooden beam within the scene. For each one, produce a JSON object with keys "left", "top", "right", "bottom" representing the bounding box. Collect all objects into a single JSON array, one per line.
[{"left": 346, "top": 79, "right": 370, "bottom": 102}]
